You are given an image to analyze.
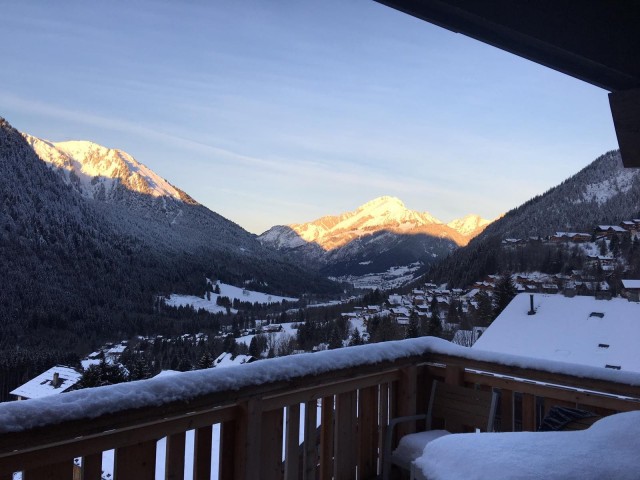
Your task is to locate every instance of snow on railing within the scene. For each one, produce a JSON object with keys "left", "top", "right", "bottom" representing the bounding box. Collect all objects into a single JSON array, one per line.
[{"left": 2, "top": 337, "right": 640, "bottom": 480}]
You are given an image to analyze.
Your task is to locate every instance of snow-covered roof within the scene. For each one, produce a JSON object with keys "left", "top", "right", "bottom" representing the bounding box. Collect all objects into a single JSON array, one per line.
[
  {"left": 10, "top": 365, "right": 82, "bottom": 400},
  {"left": 622, "top": 279, "right": 640, "bottom": 289},
  {"left": 596, "top": 225, "right": 627, "bottom": 232},
  {"left": 388, "top": 294, "right": 403, "bottom": 305},
  {"left": 154, "top": 370, "right": 182, "bottom": 378},
  {"left": 474, "top": 294, "right": 640, "bottom": 372},
  {"left": 214, "top": 353, "right": 253, "bottom": 369}
]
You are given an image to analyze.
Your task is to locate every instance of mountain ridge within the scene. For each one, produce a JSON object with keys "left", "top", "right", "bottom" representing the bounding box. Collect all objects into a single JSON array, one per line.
[
  {"left": 258, "top": 196, "right": 492, "bottom": 276},
  {"left": 428, "top": 149, "right": 640, "bottom": 288}
]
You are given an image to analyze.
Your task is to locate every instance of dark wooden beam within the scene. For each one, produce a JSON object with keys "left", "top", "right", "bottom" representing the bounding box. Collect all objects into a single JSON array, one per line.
[
  {"left": 610, "top": 88, "right": 640, "bottom": 167},
  {"left": 375, "top": 0, "right": 640, "bottom": 168},
  {"left": 374, "top": 0, "right": 640, "bottom": 92}
]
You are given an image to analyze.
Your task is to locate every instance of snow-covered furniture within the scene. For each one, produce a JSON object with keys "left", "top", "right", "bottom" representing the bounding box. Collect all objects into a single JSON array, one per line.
[
  {"left": 382, "top": 380, "right": 498, "bottom": 480},
  {"left": 411, "top": 411, "right": 640, "bottom": 480}
]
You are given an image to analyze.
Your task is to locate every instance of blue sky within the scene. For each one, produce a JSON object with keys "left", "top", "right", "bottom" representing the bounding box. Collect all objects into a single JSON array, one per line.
[{"left": 0, "top": 1, "right": 618, "bottom": 234}]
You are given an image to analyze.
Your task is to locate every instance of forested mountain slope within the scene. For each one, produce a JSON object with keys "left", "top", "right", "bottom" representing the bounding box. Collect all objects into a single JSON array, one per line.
[
  {"left": 0, "top": 117, "right": 337, "bottom": 397},
  {"left": 429, "top": 150, "right": 640, "bottom": 287}
]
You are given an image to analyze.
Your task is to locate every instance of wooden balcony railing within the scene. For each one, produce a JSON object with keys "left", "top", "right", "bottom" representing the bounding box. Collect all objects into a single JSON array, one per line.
[{"left": 1, "top": 337, "right": 640, "bottom": 480}]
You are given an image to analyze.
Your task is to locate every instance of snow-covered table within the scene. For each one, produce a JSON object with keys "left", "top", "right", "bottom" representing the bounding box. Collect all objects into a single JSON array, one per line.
[{"left": 411, "top": 411, "right": 640, "bottom": 480}]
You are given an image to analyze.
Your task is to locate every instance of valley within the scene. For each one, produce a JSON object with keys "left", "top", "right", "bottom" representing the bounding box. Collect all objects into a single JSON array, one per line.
[{"left": 2, "top": 117, "right": 639, "bottom": 410}]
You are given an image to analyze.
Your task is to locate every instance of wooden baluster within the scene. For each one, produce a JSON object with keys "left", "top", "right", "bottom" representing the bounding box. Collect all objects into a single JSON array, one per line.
[
  {"left": 378, "top": 382, "right": 389, "bottom": 475},
  {"left": 334, "top": 391, "right": 357, "bottom": 480},
  {"left": 82, "top": 453, "right": 103, "bottom": 480},
  {"left": 261, "top": 408, "right": 284, "bottom": 480},
  {"left": 165, "top": 431, "right": 186, "bottom": 480},
  {"left": 500, "top": 389, "right": 514, "bottom": 432},
  {"left": 233, "top": 398, "right": 262, "bottom": 480},
  {"left": 319, "top": 396, "right": 334, "bottom": 480},
  {"left": 23, "top": 460, "right": 74, "bottom": 480},
  {"left": 396, "top": 366, "right": 417, "bottom": 439},
  {"left": 218, "top": 419, "right": 237, "bottom": 480},
  {"left": 522, "top": 393, "right": 536, "bottom": 431},
  {"left": 303, "top": 400, "right": 318, "bottom": 480},
  {"left": 284, "top": 404, "right": 301, "bottom": 480},
  {"left": 114, "top": 440, "right": 156, "bottom": 480},
  {"left": 358, "top": 385, "right": 378, "bottom": 479},
  {"left": 193, "top": 426, "right": 212, "bottom": 480},
  {"left": 444, "top": 365, "right": 465, "bottom": 433}
]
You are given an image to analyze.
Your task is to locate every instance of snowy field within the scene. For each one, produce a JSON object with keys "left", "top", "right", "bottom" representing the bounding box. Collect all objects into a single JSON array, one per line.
[{"left": 165, "top": 281, "right": 298, "bottom": 314}]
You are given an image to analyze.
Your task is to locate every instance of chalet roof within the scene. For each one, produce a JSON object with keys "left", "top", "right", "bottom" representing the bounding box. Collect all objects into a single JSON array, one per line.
[
  {"left": 596, "top": 225, "right": 627, "bottom": 233},
  {"left": 554, "top": 232, "right": 591, "bottom": 238},
  {"left": 214, "top": 353, "right": 254, "bottom": 368},
  {"left": 622, "top": 279, "right": 640, "bottom": 290},
  {"left": 10, "top": 365, "right": 82, "bottom": 400},
  {"left": 474, "top": 294, "right": 640, "bottom": 373}
]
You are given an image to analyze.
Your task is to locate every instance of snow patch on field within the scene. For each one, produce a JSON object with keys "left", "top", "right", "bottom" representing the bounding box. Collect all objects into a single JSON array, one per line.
[{"left": 164, "top": 281, "right": 298, "bottom": 313}]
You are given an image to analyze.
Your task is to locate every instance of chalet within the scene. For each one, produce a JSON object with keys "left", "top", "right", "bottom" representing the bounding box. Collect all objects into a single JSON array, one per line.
[
  {"left": 620, "top": 221, "right": 638, "bottom": 233},
  {"left": 595, "top": 225, "right": 629, "bottom": 239},
  {"left": 213, "top": 352, "right": 256, "bottom": 368},
  {"left": 415, "top": 304, "right": 430, "bottom": 313},
  {"left": 261, "top": 324, "right": 283, "bottom": 333},
  {"left": 622, "top": 279, "right": 640, "bottom": 302},
  {"left": 365, "top": 305, "right": 381, "bottom": 314},
  {"left": 474, "top": 294, "right": 640, "bottom": 372},
  {"left": 387, "top": 294, "right": 403, "bottom": 306},
  {"left": 549, "top": 232, "right": 592, "bottom": 243},
  {"left": 584, "top": 255, "right": 615, "bottom": 270},
  {"left": 389, "top": 306, "right": 411, "bottom": 320},
  {"left": 10, "top": 365, "right": 82, "bottom": 401},
  {"left": 412, "top": 295, "right": 425, "bottom": 305},
  {"left": 501, "top": 238, "right": 523, "bottom": 247}
]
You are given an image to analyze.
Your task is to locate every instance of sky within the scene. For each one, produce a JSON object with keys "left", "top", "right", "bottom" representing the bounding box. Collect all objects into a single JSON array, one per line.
[{"left": 0, "top": 0, "right": 618, "bottom": 234}]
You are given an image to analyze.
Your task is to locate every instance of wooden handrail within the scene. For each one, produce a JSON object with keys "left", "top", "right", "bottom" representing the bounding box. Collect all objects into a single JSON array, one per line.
[{"left": 1, "top": 338, "right": 640, "bottom": 479}]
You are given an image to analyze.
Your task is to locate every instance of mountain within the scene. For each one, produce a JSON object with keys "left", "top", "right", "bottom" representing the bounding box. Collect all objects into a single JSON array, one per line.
[
  {"left": 21, "top": 132, "right": 338, "bottom": 295},
  {"left": 447, "top": 214, "right": 492, "bottom": 238},
  {"left": 258, "top": 196, "right": 491, "bottom": 276},
  {"left": 0, "top": 118, "right": 344, "bottom": 400},
  {"left": 429, "top": 150, "right": 640, "bottom": 287},
  {"left": 24, "top": 136, "right": 197, "bottom": 205},
  {"left": 0, "top": 118, "right": 339, "bottom": 350}
]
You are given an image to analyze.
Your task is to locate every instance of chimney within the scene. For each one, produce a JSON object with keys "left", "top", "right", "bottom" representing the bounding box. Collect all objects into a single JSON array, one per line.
[
  {"left": 527, "top": 294, "right": 535, "bottom": 315},
  {"left": 52, "top": 372, "right": 60, "bottom": 388}
]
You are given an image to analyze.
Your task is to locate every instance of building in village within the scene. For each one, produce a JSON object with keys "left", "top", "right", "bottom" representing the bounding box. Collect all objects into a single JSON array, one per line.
[
  {"left": 474, "top": 294, "right": 640, "bottom": 373},
  {"left": 10, "top": 365, "right": 82, "bottom": 401}
]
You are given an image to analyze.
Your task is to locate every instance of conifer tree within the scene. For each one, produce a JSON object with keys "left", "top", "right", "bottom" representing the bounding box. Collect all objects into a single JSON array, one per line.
[
  {"left": 494, "top": 272, "right": 517, "bottom": 317},
  {"left": 196, "top": 351, "right": 214, "bottom": 370},
  {"left": 406, "top": 311, "right": 420, "bottom": 339},
  {"left": 348, "top": 328, "right": 363, "bottom": 346}
]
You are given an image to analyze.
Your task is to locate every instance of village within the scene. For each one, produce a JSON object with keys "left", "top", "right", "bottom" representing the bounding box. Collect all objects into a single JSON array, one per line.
[{"left": 7, "top": 218, "right": 640, "bottom": 406}]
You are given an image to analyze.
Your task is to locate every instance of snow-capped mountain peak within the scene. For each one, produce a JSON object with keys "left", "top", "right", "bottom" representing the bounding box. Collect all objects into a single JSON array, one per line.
[
  {"left": 23, "top": 134, "right": 195, "bottom": 204},
  {"left": 258, "top": 196, "right": 492, "bottom": 278},
  {"left": 447, "top": 214, "right": 492, "bottom": 237},
  {"left": 260, "top": 196, "right": 491, "bottom": 254}
]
